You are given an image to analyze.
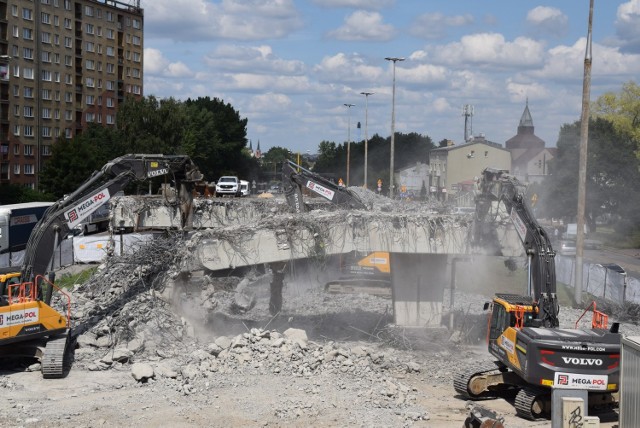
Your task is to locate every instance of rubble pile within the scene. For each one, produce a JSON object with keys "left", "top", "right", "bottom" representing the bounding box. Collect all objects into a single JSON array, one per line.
[{"left": 59, "top": 230, "right": 442, "bottom": 423}]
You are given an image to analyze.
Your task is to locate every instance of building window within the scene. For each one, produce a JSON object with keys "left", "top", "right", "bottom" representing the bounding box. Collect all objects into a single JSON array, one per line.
[
  {"left": 97, "top": 26, "right": 102, "bottom": 37},
  {"left": 22, "top": 8, "right": 33, "bottom": 20},
  {"left": 54, "top": 71, "right": 60, "bottom": 82},
  {"left": 106, "top": 97, "right": 114, "bottom": 107},
  {"left": 133, "top": 52, "right": 141, "bottom": 63},
  {"left": 86, "top": 77, "right": 94, "bottom": 87},
  {"left": 42, "top": 88, "right": 52, "bottom": 100},
  {"left": 41, "top": 12, "right": 51, "bottom": 25},
  {"left": 86, "top": 42, "right": 94, "bottom": 52},
  {"left": 42, "top": 107, "right": 52, "bottom": 119},
  {"left": 86, "top": 112, "right": 95, "bottom": 122},
  {"left": 42, "top": 145, "right": 51, "bottom": 156},
  {"left": 106, "top": 63, "right": 115, "bottom": 74},
  {"left": 65, "top": 55, "right": 72, "bottom": 66},
  {"left": 132, "top": 68, "right": 141, "bottom": 78},
  {"left": 97, "top": 79, "right": 102, "bottom": 89},
  {"left": 85, "top": 6, "right": 93, "bottom": 17},
  {"left": 24, "top": 87, "right": 34, "bottom": 98},
  {"left": 23, "top": 106, "right": 34, "bottom": 117},
  {"left": 86, "top": 95, "right": 94, "bottom": 105},
  {"left": 41, "top": 32, "right": 52, "bottom": 44},
  {"left": 42, "top": 127, "right": 52, "bottom": 137},
  {"left": 54, "top": 109, "right": 60, "bottom": 119},
  {"left": 65, "top": 110, "right": 72, "bottom": 120},
  {"left": 132, "top": 35, "right": 141, "bottom": 46},
  {"left": 13, "top": 125, "right": 20, "bottom": 136},
  {"left": 25, "top": 164, "right": 34, "bottom": 175},
  {"left": 97, "top": 96, "right": 102, "bottom": 106},
  {"left": 54, "top": 90, "right": 61, "bottom": 101},
  {"left": 24, "top": 126, "right": 34, "bottom": 137},
  {"left": 85, "top": 59, "right": 95, "bottom": 70},
  {"left": 13, "top": 145, "right": 19, "bottom": 155},
  {"left": 65, "top": 74, "right": 72, "bottom": 84},
  {"left": 41, "top": 70, "right": 52, "bottom": 81},
  {"left": 11, "top": 5, "right": 18, "bottom": 17},
  {"left": 106, "top": 115, "right": 115, "bottom": 124},
  {"left": 13, "top": 164, "right": 20, "bottom": 175},
  {"left": 23, "top": 68, "right": 34, "bottom": 79},
  {"left": 64, "top": 18, "right": 72, "bottom": 29},
  {"left": 23, "top": 48, "right": 34, "bottom": 60},
  {"left": 13, "top": 105, "right": 20, "bottom": 116},
  {"left": 23, "top": 28, "right": 34, "bottom": 40},
  {"left": 106, "top": 11, "right": 114, "bottom": 22},
  {"left": 12, "top": 25, "right": 19, "bottom": 38},
  {"left": 53, "top": 53, "right": 60, "bottom": 64},
  {"left": 85, "top": 23, "right": 94, "bottom": 34},
  {"left": 133, "top": 18, "right": 141, "bottom": 29},
  {"left": 41, "top": 51, "right": 51, "bottom": 62},
  {"left": 54, "top": 16, "right": 59, "bottom": 27},
  {"left": 106, "top": 46, "right": 115, "bottom": 57},
  {"left": 24, "top": 145, "right": 33, "bottom": 156},
  {"left": 64, "top": 37, "right": 72, "bottom": 48},
  {"left": 106, "top": 29, "right": 114, "bottom": 39},
  {"left": 65, "top": 128, "right": 72, "bottom": 138},
  {"left": 12, "top": 85, "right": 19, "bottom": 96},
  {"left": 106, "top": 80, "right": 115, "bottom": 90},
  {"left": 64, "top": 92, "right": 72, "bottom": 102}
]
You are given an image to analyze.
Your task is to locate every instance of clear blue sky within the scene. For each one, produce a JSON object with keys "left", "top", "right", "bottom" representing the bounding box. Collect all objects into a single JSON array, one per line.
[{"left": 140, "top": 0, "right": 640, "bottom": 155}]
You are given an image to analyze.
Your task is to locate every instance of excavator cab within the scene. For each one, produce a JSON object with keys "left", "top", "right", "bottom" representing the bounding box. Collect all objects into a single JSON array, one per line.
[{"left": 487, "top": 294, "right": 537, "bottom": 342}]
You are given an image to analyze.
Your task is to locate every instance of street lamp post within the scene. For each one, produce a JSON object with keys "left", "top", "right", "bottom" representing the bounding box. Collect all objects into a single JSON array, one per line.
[
  {"left": 385, "top": 57, "right": 404, "bottom": 198},
  {"left": 360, "top": 91, "right": 373, "bottom": 188},
  {"left": 343, "top": 103, "right": 355, "bottom": 186}
]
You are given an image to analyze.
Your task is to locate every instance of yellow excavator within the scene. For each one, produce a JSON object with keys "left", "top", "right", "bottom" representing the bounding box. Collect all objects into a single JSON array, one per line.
[
  {"left": 454, "top": 168, "right": 620, "bottom": 420},
  {"left": 0, "top": 154, "right": 203, "bottom": 377}
]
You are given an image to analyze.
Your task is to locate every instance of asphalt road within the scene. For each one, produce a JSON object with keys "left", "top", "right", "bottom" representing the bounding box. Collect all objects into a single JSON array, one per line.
[{"left": 584, "top": 246, "right": 640, "bottom": 279}]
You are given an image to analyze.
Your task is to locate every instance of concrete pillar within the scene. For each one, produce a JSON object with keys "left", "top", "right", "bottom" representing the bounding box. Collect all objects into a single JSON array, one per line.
[
  {"left": 391, "top": 254, "right": 447, "bottom": 327},
  {"left": 269, "top": 262, "right": 287, "bottom": 315}
]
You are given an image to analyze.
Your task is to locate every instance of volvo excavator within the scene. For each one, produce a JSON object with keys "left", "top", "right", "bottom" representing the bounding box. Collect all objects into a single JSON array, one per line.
[
  {"left": 0, "top": 154, "right": 203, "bottom": 377},
  {"left": 453, "top": 167, "right": 621, "bottom": 420},
  {"left": 280, "top": 161, "right": 391, "bottom": 296}
]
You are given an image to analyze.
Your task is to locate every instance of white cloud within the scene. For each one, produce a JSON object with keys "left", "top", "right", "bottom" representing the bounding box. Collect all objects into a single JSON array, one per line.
[
  {"left": 141, "top": 0, "right": 303, "bottom": 41},
  {"left": 314, "top": 53, "right": 385, "bottom": 83},
  {"left": 615, "top": 0, "right": 640, "bottom": 52},
  {"left": 526, "top": 6, "right": 568, "bottom": 38},
  {"left": 530, "top": 38, "right": 640, "bottom": 81},
  {"left": 430, "top": 33, "right": 545, "bottom": 68},
  {"left": 144, "top": 48, "right": 193, "bottom": 77},
  {"left": 432, "top": 97, "right": 451, "bottom": 113},
  {"left": 249, "top": 93, "right": 293, "bottom": 111},
  {"left": 505, "top": 79, "right": 551, "bottom": 102},
  {"left": 409, "top": 12, "right": 474, "bottom": 40},
  {"left": 400, "top": 64, "right": 449, "bottom": 86},
  {"left": 312, "top": 0, "right": 394, "bottom": 9},
  {"left": 203, "top": 44, "right": 306, "bottom": 74},
  {"left": 327, "top": 11, "right": 395, "bottom": 41}
]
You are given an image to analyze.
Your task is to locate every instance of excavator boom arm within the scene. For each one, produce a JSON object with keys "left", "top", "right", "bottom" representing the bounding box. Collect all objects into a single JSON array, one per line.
[
  {"left": 21, "top": 154, "right": 203, "bottom": 282},
  {"left": 282, "top": 160, "right": 366, "bottom": 213},
  {"left": 474, "top": 167, "right": 559, "bottom": 327}
]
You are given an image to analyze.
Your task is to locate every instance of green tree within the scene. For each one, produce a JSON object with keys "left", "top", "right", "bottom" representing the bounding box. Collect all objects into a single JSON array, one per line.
[
  {"left": 592, "top": 81, "right": 640, "bottom": 151},
  {"left": 39, "top": 136, "right": 101, "bottom": 198},
  {"left": 541, "top": 118, "right": 640, "bottom": 231}
]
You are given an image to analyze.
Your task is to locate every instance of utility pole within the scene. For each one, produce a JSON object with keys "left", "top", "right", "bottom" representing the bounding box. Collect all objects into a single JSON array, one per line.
[
  {"left": 360, "top": 91, "right": 373, "bottom": 188},
  {"left": 575, "top": 0, "right": 594, "bottom": 305},
  {"left": 385, "top": 57, "right": 404, "bottom": 198},
  {"left": 344, "top": 103, "right": 355, "bottom": 186}
]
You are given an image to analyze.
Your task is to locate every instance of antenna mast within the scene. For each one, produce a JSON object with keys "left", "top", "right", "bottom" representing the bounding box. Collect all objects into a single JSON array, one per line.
[{"left": 462, "top": 104, "right": 474, "bottom": 142}]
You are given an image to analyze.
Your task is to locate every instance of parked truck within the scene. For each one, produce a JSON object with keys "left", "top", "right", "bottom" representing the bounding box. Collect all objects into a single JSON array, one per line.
[{"left": 0, "top": 202, "right": 54, "bottom": 255}]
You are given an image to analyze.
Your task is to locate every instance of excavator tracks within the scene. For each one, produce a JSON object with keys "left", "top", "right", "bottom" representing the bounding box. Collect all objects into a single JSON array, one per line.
[
  {"left": 514, "top": 386, "right": 550, "bottom": 420},
  {"left": 41, "top": 332, "right": 69, "bottom": 379},
  {"left": 453, "top": 361, "right": 503, "bottom": 399}
]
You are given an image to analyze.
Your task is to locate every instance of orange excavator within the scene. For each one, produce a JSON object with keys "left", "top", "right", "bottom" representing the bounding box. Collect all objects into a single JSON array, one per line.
[{"left": 0, "top": 154, "right": 203, "bottom": 377}]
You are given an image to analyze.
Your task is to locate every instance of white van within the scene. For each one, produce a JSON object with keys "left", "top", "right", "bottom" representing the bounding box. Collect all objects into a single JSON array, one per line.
[{"left": 240, "top": 180, "right": 250, "bottom": 197}]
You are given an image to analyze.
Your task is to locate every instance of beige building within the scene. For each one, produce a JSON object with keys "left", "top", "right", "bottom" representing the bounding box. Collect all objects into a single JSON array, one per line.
[
  {"left": 428, "top": 135, "right": 511, "bottom": 203},
  {"left": 0, "top": 0, "right": 144, "bottom": 189}
]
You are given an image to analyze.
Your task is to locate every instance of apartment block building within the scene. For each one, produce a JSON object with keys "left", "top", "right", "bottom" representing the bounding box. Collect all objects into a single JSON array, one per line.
[{"left": 0, "top": 0, "right": 143, "bottom": 189}]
